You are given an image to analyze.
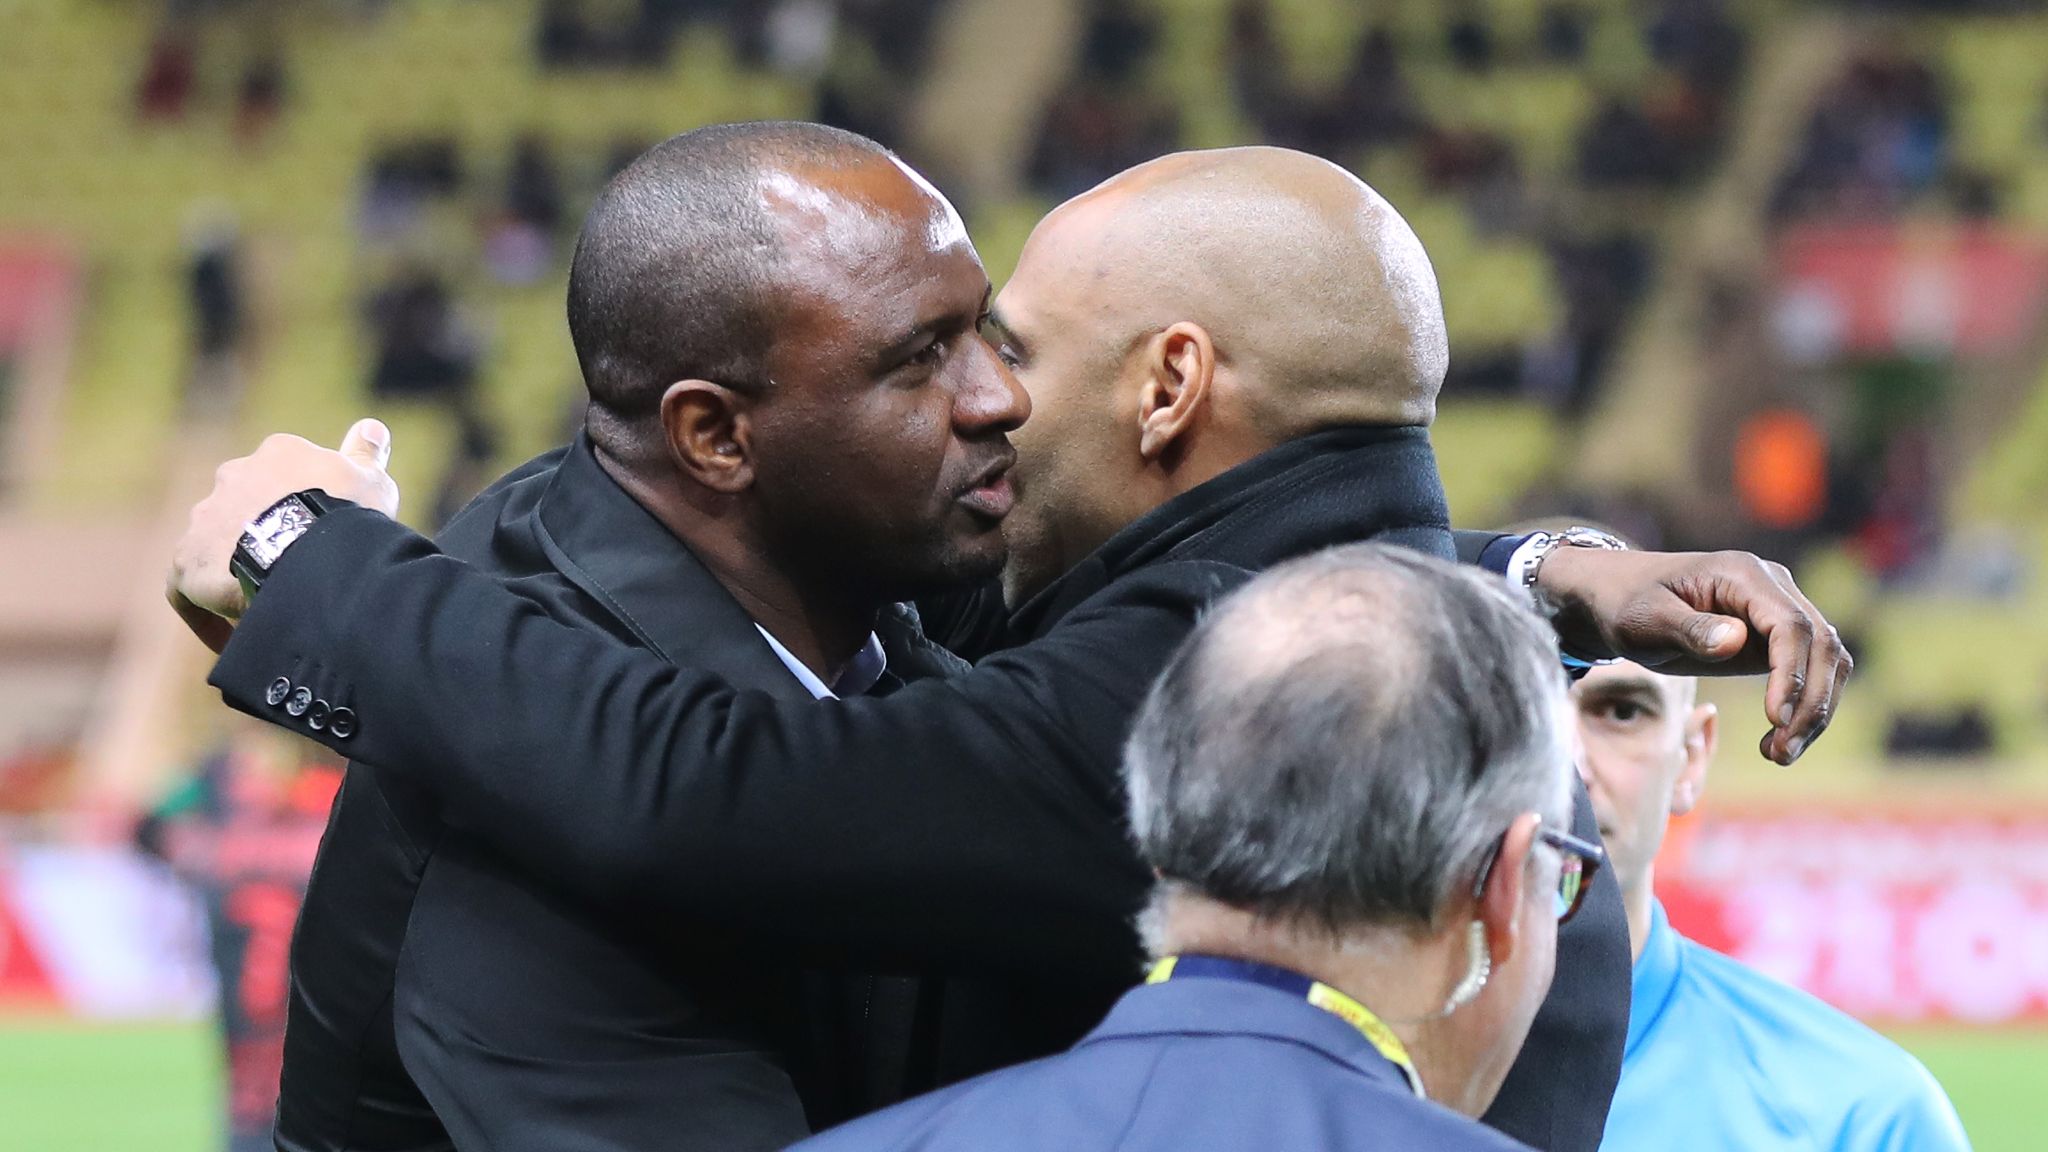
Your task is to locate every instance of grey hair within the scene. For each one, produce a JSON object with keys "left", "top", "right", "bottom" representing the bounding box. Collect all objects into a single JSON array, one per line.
[{"left": 1124, "top": 543, "right": 1574, "bottom": 948}]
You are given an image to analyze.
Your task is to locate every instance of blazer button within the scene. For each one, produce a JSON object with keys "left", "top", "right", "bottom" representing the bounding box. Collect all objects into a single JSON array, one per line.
[
  {"left": 287, "top": 686, "right": 313, "bottom": 717},
  {"left": 305, "top": 699, "right": 331, "bottom": 732},
  {"left": 328, "top": 708, "right": 357, "bottom": 740},
  {"left": 266, "top": 678, "right": 292, "bottom": 707}
]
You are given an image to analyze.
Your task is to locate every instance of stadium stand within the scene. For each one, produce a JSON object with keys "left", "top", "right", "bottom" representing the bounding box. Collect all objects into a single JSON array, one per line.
[{"left": 6, "top": 0, "right": 2048, "bottom": 832}]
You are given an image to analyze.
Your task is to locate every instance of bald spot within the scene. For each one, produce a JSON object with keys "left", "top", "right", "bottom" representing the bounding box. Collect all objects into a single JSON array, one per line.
[
  {"left": 1030, "top": 146, "right": 1448, "bottom": 435},
  {"left": 1201, "top": 564, "right": 1424, "bottom": 695}
]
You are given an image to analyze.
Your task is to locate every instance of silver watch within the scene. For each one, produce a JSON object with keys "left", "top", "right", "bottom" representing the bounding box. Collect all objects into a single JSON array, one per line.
[{"left": 1517, "top": 526, "right": 1629, "bottom": 620}]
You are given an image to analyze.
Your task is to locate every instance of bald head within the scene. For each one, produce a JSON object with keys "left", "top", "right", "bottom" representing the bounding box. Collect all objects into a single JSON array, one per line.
[
  {"left": 1023, "top": 146, "right": 1447, "bottom": 434},
  {"left": 566, "top": 121, "right": 899, "bottom": 458}
]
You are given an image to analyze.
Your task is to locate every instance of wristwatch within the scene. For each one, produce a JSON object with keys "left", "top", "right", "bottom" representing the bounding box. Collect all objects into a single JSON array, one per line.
[
  {"left": 231, "top": 490, "right": 336, "bottom": 603},
  {"left": 1513, "top": 526, "right": 1629, "bottom": 671},
  {"left": 1513, "top": 526, "right": 1630, "bottom": 618}
]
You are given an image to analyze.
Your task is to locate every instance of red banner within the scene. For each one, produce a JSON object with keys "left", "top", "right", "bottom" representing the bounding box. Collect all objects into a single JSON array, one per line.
[
  {"left": 1773, "top": 225, "right": 2048, "bottom": 358},
  {"left": 1656, "top": 806, "right": 2048, "bottom": 1024}
]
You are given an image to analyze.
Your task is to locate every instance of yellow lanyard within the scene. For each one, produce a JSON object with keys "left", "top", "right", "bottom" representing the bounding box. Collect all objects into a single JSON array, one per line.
[{"left": 1147, "top": 954, "right": 1426, "bottom": 1099}]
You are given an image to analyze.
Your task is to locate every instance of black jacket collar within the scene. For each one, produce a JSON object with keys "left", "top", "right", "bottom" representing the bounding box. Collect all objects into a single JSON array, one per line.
[
  {"left": 528, "top": 434, "right": 965, "bottom": 697},
  {"left": 1010, "top": 424, "right": 1454, "bottom": 639},
  {"left": 531, "top": 434, "right": 817, "bottom": 702}
]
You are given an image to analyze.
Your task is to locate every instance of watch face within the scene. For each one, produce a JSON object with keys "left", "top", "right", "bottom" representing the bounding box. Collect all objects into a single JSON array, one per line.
[{"left": 245, "top": 496, "right": 315, "bottom": 568}]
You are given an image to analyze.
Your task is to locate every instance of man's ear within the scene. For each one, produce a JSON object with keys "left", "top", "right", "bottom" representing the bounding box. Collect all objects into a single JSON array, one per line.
[
  {"left": 1137, "top": 322, "right": 1218, "bottom": 463},
  {"left": 1478, "top": 811, "right": 1541, "bottom": 970},
  {"left": 1672, "top": 703, "right": 1717, "bottom": 817},
  {"left": 659, "top": 380, "right": 754, "bottom": 493}
]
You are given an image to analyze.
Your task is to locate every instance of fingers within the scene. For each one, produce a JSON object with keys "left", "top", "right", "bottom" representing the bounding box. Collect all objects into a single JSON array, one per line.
[
  {"left": 1757, "top": 592, "right": 1815, "bottom": 763},
  {"left": 1768, "top": 568, "right": 1852, "bottom": 764},
  {"left": 339, "top": 418, "right": 392, "bottom": 470},
  {"left": 167, "top": 584, "right": 235, "bottom": 655}
]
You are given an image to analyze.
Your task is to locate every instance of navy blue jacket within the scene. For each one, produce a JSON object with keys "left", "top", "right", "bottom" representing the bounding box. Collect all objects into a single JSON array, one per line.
[{"left": 793, "top": 974, "right": 1536, "bottom": 1152}]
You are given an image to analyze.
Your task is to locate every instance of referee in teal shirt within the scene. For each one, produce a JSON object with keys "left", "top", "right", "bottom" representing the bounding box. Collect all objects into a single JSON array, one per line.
[{"left": 1571, "top": 656, "right": 1970, "bottom": 1151}]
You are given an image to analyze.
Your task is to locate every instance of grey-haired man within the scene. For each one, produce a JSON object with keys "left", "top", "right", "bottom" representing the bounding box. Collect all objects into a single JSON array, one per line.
[{"left": 795, "top": 542, "right": 1600, "bottom": 1152}]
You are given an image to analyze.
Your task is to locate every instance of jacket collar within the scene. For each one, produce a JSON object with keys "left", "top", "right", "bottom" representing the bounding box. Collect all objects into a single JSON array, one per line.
[
  {"left": 1009, "top": 424, "right": 1454, "bottom": 639},
  {"left": 531, "top": 433, "right": 816, "bottom": 703},
  {"left": 1079, "top": 976, "right": 1413, "bottom": 1094}
]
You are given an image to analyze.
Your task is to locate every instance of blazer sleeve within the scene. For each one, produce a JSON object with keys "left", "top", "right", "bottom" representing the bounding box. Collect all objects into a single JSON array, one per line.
[
  {"left": 209, "top": 507, "right": 1249, "bottom": 979},
  {"left": 1454, "top": 529, "right": 1526, "bottom": 570}
]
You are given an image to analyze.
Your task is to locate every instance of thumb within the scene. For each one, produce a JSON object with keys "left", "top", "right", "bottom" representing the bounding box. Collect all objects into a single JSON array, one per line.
[
  {"left": 1678, "top": 612, "right": 1747, "bottom": 662},
  {"left": 339, "top": 418, "right": 392, "bottom": 471}
]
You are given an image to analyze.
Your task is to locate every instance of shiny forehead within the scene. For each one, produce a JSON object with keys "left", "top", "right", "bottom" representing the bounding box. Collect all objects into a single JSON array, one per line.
[{"left": 755, "top": 155, "right": 971, "bottom": 266}]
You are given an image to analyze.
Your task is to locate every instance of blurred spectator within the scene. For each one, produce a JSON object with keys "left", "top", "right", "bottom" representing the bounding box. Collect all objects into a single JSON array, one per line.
[
  {"left": 184, "top": 206, "right": 246, "bottom": 413},
  {"left": 837, "top": 0, "right": 947, "bottom": 78},
  {"left": 1539, "top": 3, "right": 1590, "bottom": 64},
  {"left": 359, "top": 135, "right": 467, "bottom": 240},
  {"left": 505, "top": 135, "right": 566, "bottom": 235},
  {"left": 134, "top": 727, "right": 341, "bottom": 1152},
  {"left": 1077, "top": 0, "right": 1160, "bottom": 85},
  {"left": 1647, "top": 0, "right": 1746, "bottom": 92},
  {"left": 137, "top": 28, "right": 198, "bottom": 122},
  {"left": 1772, "top": 51, "right": 1950, "bottom": 222},
  {"left": 234, "top": 45, "right": 288, "bottom": 150},
  {"left": 1445, "top": 7, "right": 1496, "bottom": 73},
  {"left": 1547, "top": 234, "right": 1654, "bottom": 410},
  {"left": 1885, "top": 705, "right": 1994, "bottom": 758},
  {"left": 1578, "top": 97, "right": 1687, "bottom": 188},
  {"left": 536, "top": 0, "right": 672, "bottom": 69},
  {"left": 1027, "top": 82, "right": 1179, "bottom": 201},
  {"left": 486, "top": 135, "right": 566, "bottom": 284},
  {"left": 1231, "top": 8, "right": 1419, "bottom": 160},
  {"left": 430, "top": 406, "right": 504, "bottom": 530},
  {"left": 364, "top": 266, "right": 482, "bottom": 404}
]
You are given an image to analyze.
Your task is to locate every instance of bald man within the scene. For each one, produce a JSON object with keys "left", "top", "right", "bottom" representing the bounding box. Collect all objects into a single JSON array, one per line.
[{"left": 172, "top": 140, "right": 1847, "bottom": 1152}]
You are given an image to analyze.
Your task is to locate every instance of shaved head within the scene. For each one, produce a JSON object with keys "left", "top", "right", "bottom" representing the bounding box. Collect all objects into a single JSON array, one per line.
[
  {"left": 1021, "top": 146, "right": 1447, "bottom": 434},
  {"left": 992, "top": 146, "right": 1450, "bottom": 604}
]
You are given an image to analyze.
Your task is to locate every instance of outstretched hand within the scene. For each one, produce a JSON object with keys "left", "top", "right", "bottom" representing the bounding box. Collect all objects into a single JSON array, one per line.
[
  {"left": 168, "top": 419, "right": 400, "bottom": 654},
  {"left": 1537, "top": 546, "right": 1851, "bottom": 766}
]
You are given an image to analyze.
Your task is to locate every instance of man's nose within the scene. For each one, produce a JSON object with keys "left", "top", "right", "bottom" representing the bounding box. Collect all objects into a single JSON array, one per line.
[{"left": 955, "top": 341, "right": 1030, "bottom": 435}]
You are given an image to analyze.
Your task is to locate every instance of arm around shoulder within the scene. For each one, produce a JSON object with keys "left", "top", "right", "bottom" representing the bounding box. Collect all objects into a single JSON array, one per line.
[{"left": 211, "top": 510, "right": 1247, "bottom": 976}]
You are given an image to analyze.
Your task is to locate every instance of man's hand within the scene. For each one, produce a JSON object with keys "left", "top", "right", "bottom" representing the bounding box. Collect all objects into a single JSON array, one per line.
[
  {"left": 1538, "top": 547, "right": 1851, "bottom": 766},
  {"left": 167, "top": 419, "right": 400, "bottom": 653}
]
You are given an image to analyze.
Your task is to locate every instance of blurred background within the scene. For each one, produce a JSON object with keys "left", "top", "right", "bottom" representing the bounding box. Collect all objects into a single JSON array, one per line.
[{"left": 2, "top": 0, "right": 2046, "bottom": 1147}]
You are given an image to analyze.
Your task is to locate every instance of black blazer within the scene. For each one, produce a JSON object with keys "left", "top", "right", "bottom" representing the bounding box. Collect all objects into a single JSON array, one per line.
[
  {"left": 216, "top": 426, "right": 1625, "bottom": 1152},
  {"left": 270, "top": 437, "right": 972, "bottom": 1152}
]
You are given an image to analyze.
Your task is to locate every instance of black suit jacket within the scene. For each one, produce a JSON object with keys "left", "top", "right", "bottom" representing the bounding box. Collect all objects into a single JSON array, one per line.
[
  {"left": 269, "top": 437, "right": 977, "bottom": 1152},
  {"left": 216, "top": 425, "right": 1626, "bottom": 1152}
]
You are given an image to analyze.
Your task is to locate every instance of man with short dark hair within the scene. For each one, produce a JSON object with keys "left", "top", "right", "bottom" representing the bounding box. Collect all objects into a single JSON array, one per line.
[
  {"left": 797, "top": 544, "right": 1597, "bottom": 1151},
  {"left": 246, "top": 121, "right": 1034, "bottom": 1152}
]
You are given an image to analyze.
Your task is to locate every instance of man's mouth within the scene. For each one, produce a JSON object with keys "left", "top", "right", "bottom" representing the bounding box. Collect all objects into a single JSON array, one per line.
[{"left": 958, "top": 458, "right": 1016, "bottom": 520}]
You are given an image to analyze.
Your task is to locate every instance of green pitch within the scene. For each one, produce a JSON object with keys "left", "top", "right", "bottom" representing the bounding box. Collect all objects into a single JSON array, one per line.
[{"left": 0, "top": 1017, "right": 2040, "bottom": 1150}]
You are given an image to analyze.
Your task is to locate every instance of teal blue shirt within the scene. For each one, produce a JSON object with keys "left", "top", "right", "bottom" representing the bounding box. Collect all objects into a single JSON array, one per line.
[{"left": 1601, "top": 901, "right": 1970, "bottom": 1152}]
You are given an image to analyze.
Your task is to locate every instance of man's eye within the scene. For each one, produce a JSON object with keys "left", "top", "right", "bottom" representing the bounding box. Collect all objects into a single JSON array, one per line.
[
  {"left": 909, "top": 339, "right": 945, "bottom": 368},
  {"left": 1606, "top": 701, "right": 1646, "bottom": 723}
]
